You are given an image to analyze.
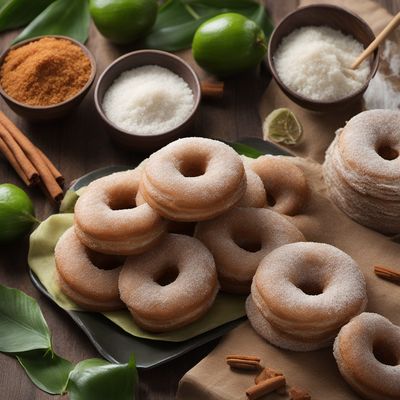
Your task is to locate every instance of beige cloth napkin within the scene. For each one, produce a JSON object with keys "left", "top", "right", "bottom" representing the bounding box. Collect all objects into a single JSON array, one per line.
[
  {"left": 177, "top": 157, "right": 400, "bottom": 400},
  {"left": 177, "top": 2, "right": 400, "bottom": 399},
  {"left": 260, "top": 0, "right": 395, "bottom": 163}
]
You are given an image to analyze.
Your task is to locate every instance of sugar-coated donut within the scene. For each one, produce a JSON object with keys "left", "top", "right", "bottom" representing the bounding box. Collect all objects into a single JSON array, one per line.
[
  {"left": 246, "top": 297, "right": 332, "bottom": 352},
  {"left": 195, "top": 208, "right": 304, "bottom": 294},
  {"left": 324, "top": 110, "right": 400, "bottom": 234},
  {"left": 334, "top": 313, "right": 400, "bottom": 400},
  {"left": 237, "top": 165, "right": 266, "bottom": 208},
  {"left": 55, "top": 227, "right": 125, "bottom": 311},
  {"left": 119, "top": 234, "right": 219, "bottom": 332},
  {"left": 74, "top": 169, "right": 167, "bottom": 255},
  {"left": 136, "top": 190, "right": 196, "bottom": 236},
  {"left": 251, "top": 155, "right": 308, "bottom": 216},
  {"left": 248, "top": 242, "right": 367, "bottom": 351},
  {"left": 138, "top": 137, "right": 246, "bottom": 221}
]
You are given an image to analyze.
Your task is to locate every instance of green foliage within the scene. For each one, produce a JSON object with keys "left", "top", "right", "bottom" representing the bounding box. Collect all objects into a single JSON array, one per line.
[
  {"left": 17, "top": 349, "right": 74, "bottom": 394},
  {"left": 229, "top": 142, "right": 264, "bottom": 158},
  {"left": 12, "top": 0, "right": 90, "bottom": 44},
  {"left": 67, "top": 356, "right": 138, "bottom": 400},
  {"left": 143, "top": 0, "right": 273, "bottom": 51},
  {"left": 0, "top": 284, "right": 138, "bottom": 397},
  {"left": 0, "top": 0, "right": 54, "bottom": 32},
  {"left": 0, "top": 285, "right": 51, "bottom": 353}
]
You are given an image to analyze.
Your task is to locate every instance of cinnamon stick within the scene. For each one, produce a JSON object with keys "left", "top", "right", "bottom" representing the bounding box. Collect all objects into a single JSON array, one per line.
[
  {"left": 201, "top": 81, "right": 224, "bottom": 99},
  {"left": 0, "top": 112, "right": 63, "bottom": 202},
  {"left": 0, "top": 136, "right": 31, "bottom": 186},
  {"left": 0, "top": 122, "right": 39, "bottom": 185},
  {"left": 254, "top": 368, "right": 283, "bottom": 384},
  {"left": 226, "top": 359, "right": 261, "bottom": 370},
  {"left": 246, "top": 376, "right": 286, "bottom": 400},
  {"left": 226, "top": 355, "right": 261, "bottom": 363},
  {"left": 374, "top": 265, "right": 400, "bottom": 285},
  {"left": 35, "top": 146, "right": 64, "bottom": 186}
]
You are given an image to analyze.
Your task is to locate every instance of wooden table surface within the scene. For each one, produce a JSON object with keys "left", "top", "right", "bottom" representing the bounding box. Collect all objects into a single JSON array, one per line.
[{"left": 1, "top": 1, "right": 399, "bottom": 399}]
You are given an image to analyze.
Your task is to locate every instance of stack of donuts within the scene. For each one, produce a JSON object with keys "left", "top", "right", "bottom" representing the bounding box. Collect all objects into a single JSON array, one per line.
[
  {"left": 53, "top": 135, "right": 400, "bottom": 399},
  {"left": 246, "top": 242, "right": 368, "bottom": 351},
  {"left": 54, "top": 137, "right": 310, "bottom": 332},
  {"left": 323, "top": 109, "right": 400, "bottom": 234}
]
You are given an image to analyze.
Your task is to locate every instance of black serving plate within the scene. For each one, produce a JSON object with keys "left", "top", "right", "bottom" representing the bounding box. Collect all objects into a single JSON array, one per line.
[{"left": 29, "top": 138, "right": 290, "bottom": 369}]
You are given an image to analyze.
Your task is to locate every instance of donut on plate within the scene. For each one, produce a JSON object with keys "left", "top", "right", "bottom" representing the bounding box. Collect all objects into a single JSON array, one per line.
[
  {"left": 334, "top": 313, "right": 400, "bottom": 400},
  {"left": 247, "top": 242, "right": 367, "bottom": 351},
  {"left": 119, "top": 233, "right": 219, "bottom": 332},
  {"left": 251, "top": 155, "right": 308, "bottom": 216},
  {"left": 195, "top": 207, "right": 304, "bottom": 294},
  {"left": 136, "top": 190, "right": 196, "bottom": 236},
  {"left": 324, "top": 110, "right": 400, "bottom": 234},
  {"left": 74, "top": 169, "right": 167, "bottom": 255},
  {"left": 55, "top": 227, "right": 125, "bottom": 311},
  {"left": 237, "top": 164, "right": 266, "bottom": 208},
  {"left": 138, "top": 137, "right": 246, "bottom": 221}
]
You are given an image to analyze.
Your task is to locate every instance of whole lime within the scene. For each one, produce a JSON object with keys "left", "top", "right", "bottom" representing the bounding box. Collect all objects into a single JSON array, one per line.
[
  {"left": 0, "top": 184, "right": 37, "bottom": 243},
  {"left": 89, "top": 0, "right": 158, "bottom": 44},
  {"left": 192, "top": 13, "right": 267, "bottom": 77}
]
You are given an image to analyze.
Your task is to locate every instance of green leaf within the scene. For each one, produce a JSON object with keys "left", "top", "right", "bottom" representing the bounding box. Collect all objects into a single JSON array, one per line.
[
  {"left": 229, "top": 142, "right": 264, "bottom": 158},
  {"left": 143, "top": 0, "right": 273, "bottom": 52},
  {"left": 67, "top": 355, "right": 138, "bottom": 400},
  {"left": 0, "top": 0, "right": 54, "bottom": 32},
  {"left": 0, "top": 285, "right": 51, "bottom": 353},
  {"left": 17, "top": 349, "right": 74, "bottom": 395},
  {"left": 12, "top": 0, "right": 90, "bottom": 45}
]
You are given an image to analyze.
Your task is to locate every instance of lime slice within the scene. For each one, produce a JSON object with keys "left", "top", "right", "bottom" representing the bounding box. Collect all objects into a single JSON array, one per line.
[{"left": 263, "top": 108, "right": 303, "bottom": 145}]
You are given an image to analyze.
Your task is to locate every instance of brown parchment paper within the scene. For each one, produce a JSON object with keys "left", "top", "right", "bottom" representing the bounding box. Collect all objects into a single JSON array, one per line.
[
  {"left": 177, "top": 157, "right": 400, "bottom": 400},
  {"left": 260, "top": 0, "right": 394, "bottom": 163}
]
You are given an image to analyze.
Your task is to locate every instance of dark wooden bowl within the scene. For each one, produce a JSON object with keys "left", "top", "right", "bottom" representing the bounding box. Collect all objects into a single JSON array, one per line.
[
  {"left": 0, "top": 35, "right": 96, "bottom": 121},
  {"left": 94, "top": 50, "right": 201, "bottom": 152},
  {"left": 267, "top": 4, "right": 380, "bottom": 112}
]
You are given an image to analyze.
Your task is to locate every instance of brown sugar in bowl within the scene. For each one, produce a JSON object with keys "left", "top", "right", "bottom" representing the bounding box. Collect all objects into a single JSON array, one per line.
[
  {"left": 267, "top": 4, "right": 380, "bottom": 112},
  {"left": 0, "top": 35, "right": 96, "bottom": 121}
]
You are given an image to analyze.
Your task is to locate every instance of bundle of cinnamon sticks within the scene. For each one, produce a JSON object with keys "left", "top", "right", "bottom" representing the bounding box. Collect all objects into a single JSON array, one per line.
[
  {"left": 0, "top": 111, "right": 64, "bottom": 203},
  {"left": 225, "top": 354, "right": 311, "bottom": 400}
]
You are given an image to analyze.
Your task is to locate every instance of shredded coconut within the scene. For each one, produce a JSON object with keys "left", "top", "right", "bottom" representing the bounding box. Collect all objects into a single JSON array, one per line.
[
  {"left": 274, "top": 26, "right": 370, "bottom": 101},
  {"left": 102, "top": 65, "right": 194, "bottom": 135}
]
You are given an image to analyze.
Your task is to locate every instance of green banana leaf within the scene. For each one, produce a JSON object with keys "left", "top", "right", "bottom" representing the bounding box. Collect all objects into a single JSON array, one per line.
[
  {"left": 17, "top": 349, "right": 73, "bottom": 395},
  {"left": 144, "top": 0, "right": 273, "bottom": 51},
  {"left": 0, "top": 0, "right": 54, "bottom": 32},
  {"left": 0, "top": 285, "right": 51, "bottom": 353},
  {"left": 66, "top": 356, "right": 138, "bottom": 400},
  {"left": 12, "top": 0, "right": 90, "bottom": 45},
  {"left": 228, "top": 142, "right": 264, "bottom": 158}
]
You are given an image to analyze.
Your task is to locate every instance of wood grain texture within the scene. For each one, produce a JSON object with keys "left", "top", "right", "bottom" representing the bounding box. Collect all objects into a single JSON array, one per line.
[{"left": 0, "top": 1, "right": 398, "bottom": 399}]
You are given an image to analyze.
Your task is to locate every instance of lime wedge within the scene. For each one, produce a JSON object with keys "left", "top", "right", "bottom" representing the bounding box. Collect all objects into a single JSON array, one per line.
[{"left": 263, "top": 108, "right": 303, "bottom": 145}]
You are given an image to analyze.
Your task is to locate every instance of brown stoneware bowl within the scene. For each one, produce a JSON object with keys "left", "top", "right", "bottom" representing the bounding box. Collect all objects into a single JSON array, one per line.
[
  {"left": 94, "top": 50, "right": 201, "bottom": 152},
  {"left": 267, "top": 4, "right": 380, "bottom": 112},
  {"left": 0, "top": 35, "right": 96, "bottom": 121}
]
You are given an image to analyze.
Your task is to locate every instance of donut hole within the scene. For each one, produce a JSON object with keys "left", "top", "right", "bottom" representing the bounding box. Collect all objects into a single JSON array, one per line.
[
  {"left": 86, "top": 249, "right": 126, "bottom": 270},
  {"left": 232, "top": 231, "right": 262, "bottom": 253},
  {"left": 108, "top": 193, "right": 136, "bottom": 210},
  {"left": 373, "top": 340, "right": 399, "bottom": 366},
  {"left": 296, "top": 281, "right": 324, "bottom": 296},
  {"left": 154, "top": 265, "right": 180, "bottom": 287},
  {"left": 376, "top": 144, "right": 399, "bottom": 161},
  {"left": 178, "top": 158, "right": 207, "bottom": 177},
  {"left": 266, "top": 193, "right": 277, "bottom": 207}
]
